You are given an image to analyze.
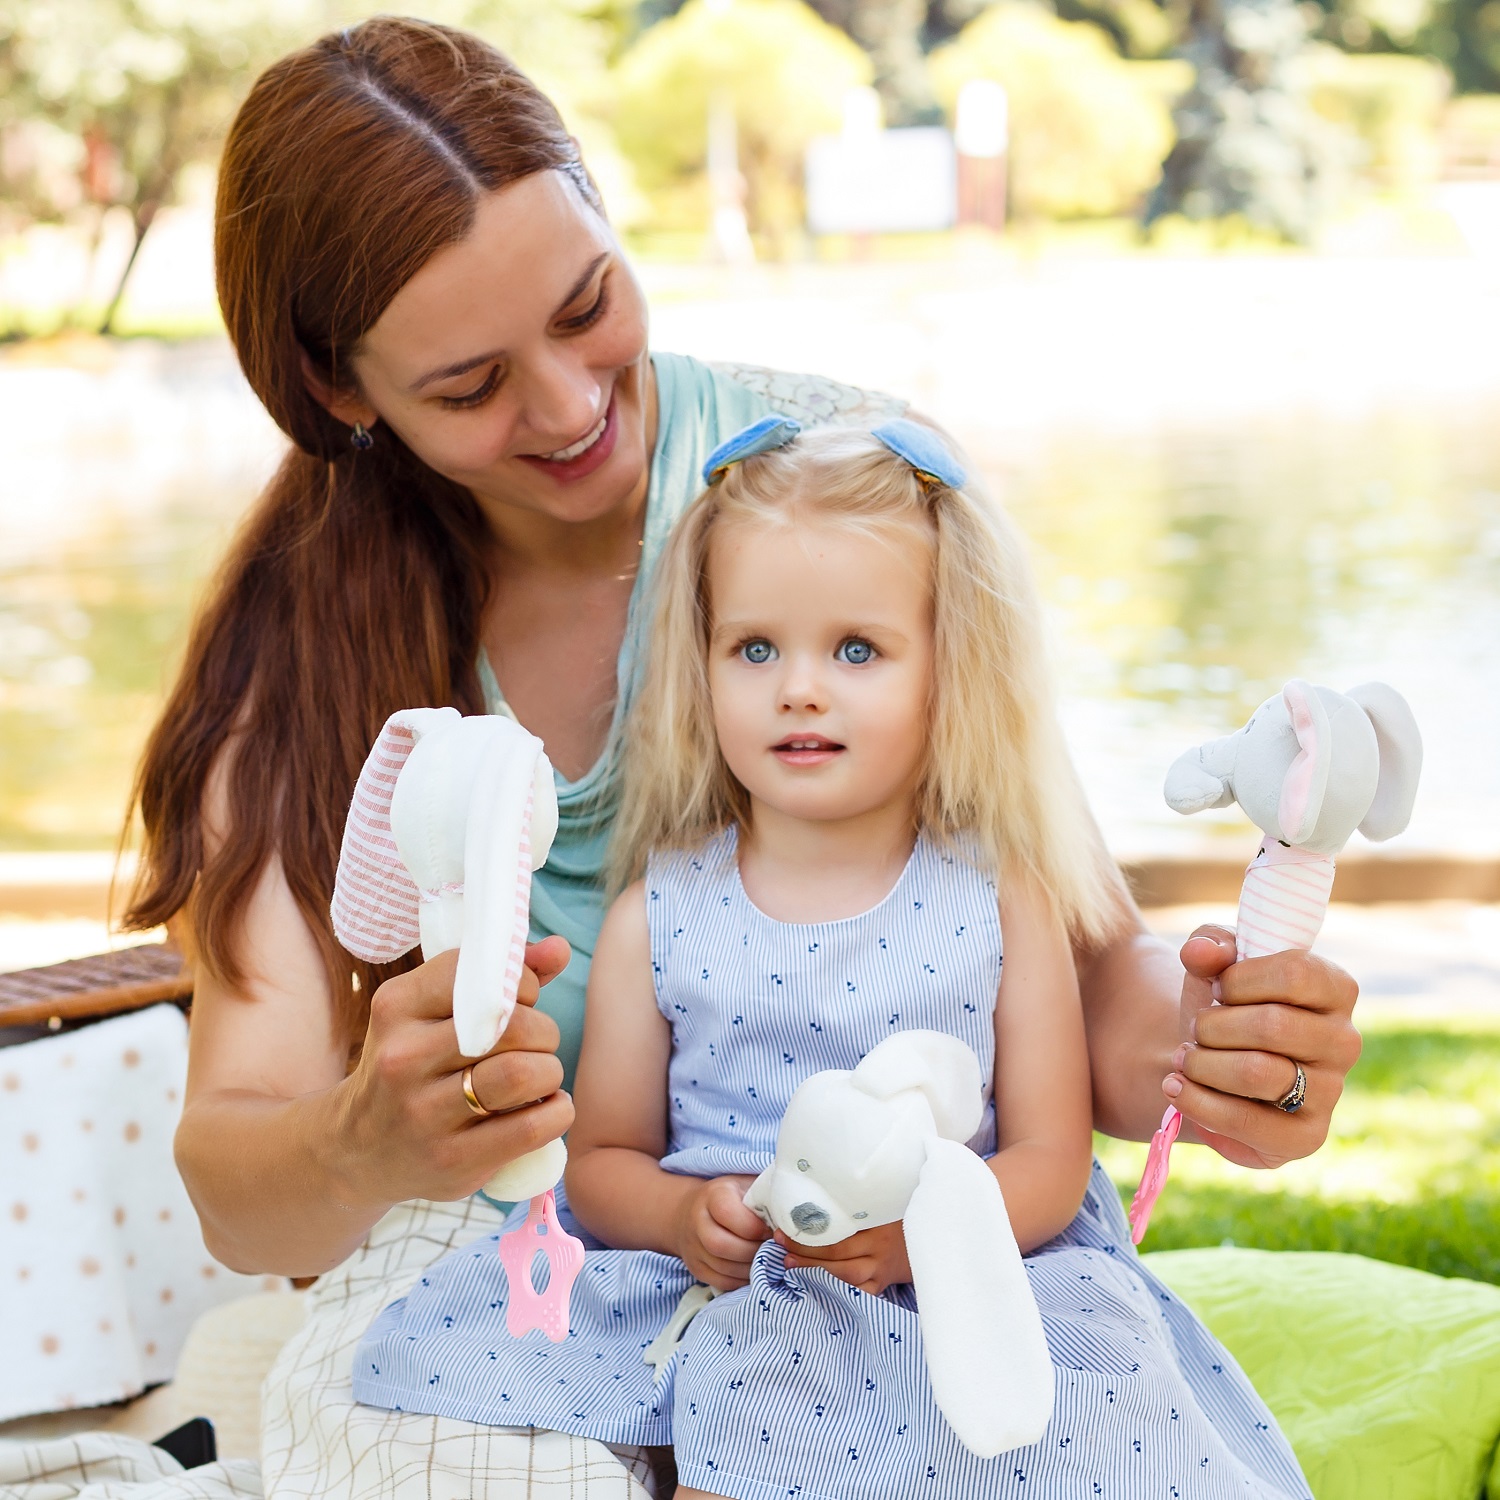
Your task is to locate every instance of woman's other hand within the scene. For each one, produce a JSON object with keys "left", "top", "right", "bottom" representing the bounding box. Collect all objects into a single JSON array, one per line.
[
  {"left": 336, "top": 936, "right": 575, "bottom": 1206},
  {"left": 672, "top": 1175, "right": 770, "bottom": 1291},
  {"left": 1166, "top": 926, "right": 1361, "bottom": 1169},
  {"left": 779, "top": 1222, "right": 911, "bottom": 1296}
]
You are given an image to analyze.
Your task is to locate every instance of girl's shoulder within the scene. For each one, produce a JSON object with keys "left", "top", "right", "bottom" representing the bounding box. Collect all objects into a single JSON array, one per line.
[
  {"left": 917, "top": 828, "right": 999, "bottom": 890},
  {"left": 643, "top": 824, "right": 740, "bottom": 894}
]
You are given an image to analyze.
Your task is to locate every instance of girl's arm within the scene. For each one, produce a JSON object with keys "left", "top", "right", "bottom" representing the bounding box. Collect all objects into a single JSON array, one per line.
[
  {"left": 565, "top": 883, "right": 770, "bottom": 1289},
  {"left": 989, "top": 872, "right": 1094, "bottom": 1250}
]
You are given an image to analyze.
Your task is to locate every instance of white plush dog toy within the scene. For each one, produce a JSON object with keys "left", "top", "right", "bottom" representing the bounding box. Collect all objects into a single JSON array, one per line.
[
  {"left": 743, "top": 1031, "right": 1054, "bottom": 1459},
  {"left": 1130, "top": 679, "right": 1422, "bottom": 1242}
]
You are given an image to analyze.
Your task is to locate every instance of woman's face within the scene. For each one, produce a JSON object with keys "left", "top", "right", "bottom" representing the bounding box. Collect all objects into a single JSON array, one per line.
[{"left": 341, "top": 171, "right": 653, "bottom": 528}]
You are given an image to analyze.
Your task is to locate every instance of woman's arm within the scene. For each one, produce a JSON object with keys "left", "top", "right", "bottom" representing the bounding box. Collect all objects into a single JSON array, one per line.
[
  {"left": 177, "top": 847, "right": 573, "bottom": 1278},
  {"left": 565, "top": 884, "right": 770, "bottom": 1289},
  {"left": 1076, "top": 850, "right": 1362, "bottom": 1164}
]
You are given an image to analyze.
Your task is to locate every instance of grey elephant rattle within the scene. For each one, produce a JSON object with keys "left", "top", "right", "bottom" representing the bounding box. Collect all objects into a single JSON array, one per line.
[{"left": 1129, "top": 679, "right": 1422, "bottom": 1243}]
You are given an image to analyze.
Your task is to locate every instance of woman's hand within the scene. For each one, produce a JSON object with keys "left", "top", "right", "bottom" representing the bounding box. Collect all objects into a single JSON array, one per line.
[
  {"left": 779, "top": 1222, "right": 911, "bottom": 1296},
  {"left": 672, "top": 1175, "right": 771, "bottom": 1291},
  {"left": 334, "top": 936, "right": 575, "bottom": 1206},
  {"left": 1166, "top": 926, "right": 1361, "bottom": 1169}
]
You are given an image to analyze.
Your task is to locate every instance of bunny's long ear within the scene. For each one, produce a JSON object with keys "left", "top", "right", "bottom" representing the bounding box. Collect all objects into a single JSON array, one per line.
[
  {"left": 904, "top": 1138, "right": 1053, "bottom": 1458},
  {"left": 331, "top": 708, "right": 460, "bottom": 963},
  {"left": 1347, "top": 682, "right": 1422, "bottom": 842},
  {"left": 452, "top": 719, "right": 558, "bottom": 1059}
]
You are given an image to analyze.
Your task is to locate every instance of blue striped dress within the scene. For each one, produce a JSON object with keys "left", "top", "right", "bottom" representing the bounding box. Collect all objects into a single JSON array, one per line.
[{"left": 354, "top": 829, "right": 1310, "bottom": 1500}]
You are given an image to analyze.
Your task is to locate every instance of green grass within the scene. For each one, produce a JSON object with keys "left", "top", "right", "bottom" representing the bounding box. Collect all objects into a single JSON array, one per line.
[{"left": 1099, "top": 1014, "right": 1500, "bottom": 1285}]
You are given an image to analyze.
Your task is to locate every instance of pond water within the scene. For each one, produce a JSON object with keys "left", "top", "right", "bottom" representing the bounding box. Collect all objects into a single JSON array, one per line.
[{"left": 2, "top": 257, "right": 1497, "bottom": 856}]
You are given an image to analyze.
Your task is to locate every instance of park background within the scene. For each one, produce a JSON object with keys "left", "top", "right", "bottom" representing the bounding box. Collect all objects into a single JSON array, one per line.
[{"left": 1, "top": 0, "right": 1498, "bottom": 1284}]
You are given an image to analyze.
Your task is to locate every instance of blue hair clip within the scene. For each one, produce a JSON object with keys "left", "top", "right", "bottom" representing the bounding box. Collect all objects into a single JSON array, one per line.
[
  {"left": 702, "top": 414, "right": 804, "bottom": 486},
  {"left": 871, "top": 418, "right": 967, "bottom": 490}
]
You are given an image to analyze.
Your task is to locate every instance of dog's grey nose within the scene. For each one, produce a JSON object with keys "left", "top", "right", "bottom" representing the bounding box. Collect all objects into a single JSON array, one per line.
[{"left": 789, "top": 1202, "right": 830, "bottom": 1236}]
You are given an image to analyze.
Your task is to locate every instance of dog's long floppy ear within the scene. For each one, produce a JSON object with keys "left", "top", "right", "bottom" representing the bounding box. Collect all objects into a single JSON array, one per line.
[
  {"left": 904, "top": 1138, "right": 1053, "bottom": 1458},
  {"left": 1347, "top": 682, "right": 1422, "bottom": 842},
  {"left": 851, "top": 1031, "right": 984, "bottom": 1143},
  {"left": 453, "top": 719, "right": 558, "bottom": 1059},
  {"left": 331, "top": 707, "right": 460, "bottom": 963}
]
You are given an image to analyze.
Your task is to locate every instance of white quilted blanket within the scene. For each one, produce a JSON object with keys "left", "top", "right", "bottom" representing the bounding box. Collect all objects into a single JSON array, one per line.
[{"left": 0, "top": 1197, "right": 654, "bottom": 1499}]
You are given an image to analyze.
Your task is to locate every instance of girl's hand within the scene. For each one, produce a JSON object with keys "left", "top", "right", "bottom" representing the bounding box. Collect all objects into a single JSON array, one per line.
[
  {"left": 1168, "top": 927, "right": 1361, "bottom": 1169},
  {"left": 673, "top": 1175, "right": 771, "bottom": 1291},
  {"left": 335, "top": 937, "right": 575, "bottom": 1206},
  {"left": 779, "top": 1223, "right": 911, "bottom": 1296}
]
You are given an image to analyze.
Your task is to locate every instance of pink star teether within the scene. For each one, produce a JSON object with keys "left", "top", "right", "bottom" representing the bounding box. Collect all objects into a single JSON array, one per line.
[{"left": 497, "top": 1189, "right": 585, "bottom": 1342}]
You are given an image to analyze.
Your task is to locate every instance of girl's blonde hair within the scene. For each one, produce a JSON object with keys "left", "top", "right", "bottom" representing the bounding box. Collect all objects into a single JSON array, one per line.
[{"left": 611, "top": 425, "right": 1129, "bottom": 948}]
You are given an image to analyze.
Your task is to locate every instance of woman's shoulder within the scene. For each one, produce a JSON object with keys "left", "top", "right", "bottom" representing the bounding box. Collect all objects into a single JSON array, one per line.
[
  {"left": 653, "top": 351, "right": 908, "bottom": 434},
  {"left": 705, "top": 358, "right": 909, "bottom": 429}
]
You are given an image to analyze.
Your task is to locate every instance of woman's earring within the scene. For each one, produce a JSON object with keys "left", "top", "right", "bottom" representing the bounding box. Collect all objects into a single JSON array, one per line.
[{"left": 350, "top": 421, "right": 375, "bottom": 451}]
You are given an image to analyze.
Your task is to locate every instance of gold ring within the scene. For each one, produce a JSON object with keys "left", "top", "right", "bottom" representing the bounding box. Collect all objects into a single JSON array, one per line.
[{"left": 461, "top": 1064, "right": 493, "bottom": 1118}]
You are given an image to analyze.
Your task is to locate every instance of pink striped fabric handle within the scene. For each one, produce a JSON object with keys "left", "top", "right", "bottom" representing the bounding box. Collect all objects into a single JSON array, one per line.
[
  {"left": 1236, "top": 844, "right": 1335, "bottom": 961},
  {"left": 331, "top": 717, "right": 423, "bottom": 963}
]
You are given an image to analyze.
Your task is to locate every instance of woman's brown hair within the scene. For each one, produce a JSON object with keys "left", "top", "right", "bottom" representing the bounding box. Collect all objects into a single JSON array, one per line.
[{"left": 123, "top": 18, "right": 599, "bottom": 1041}]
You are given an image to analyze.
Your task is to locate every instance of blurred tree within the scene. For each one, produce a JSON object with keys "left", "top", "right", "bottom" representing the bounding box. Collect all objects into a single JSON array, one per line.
[
  {"left": 0, "top": 0, "right": 306, "bottom": 334},
  {"left": 931, "top": 3, "right": 1184, "bottom": 216},
  {"left": 806, "top": 0, "right": 941, "bottom": 121},
  {"left": 612, "top": 0, "right": 870, "bottom": 247},
  {"left": 1143, "top": 0, "right": 1336, "bottom": 242},
  {"left": 1301, "top": 0, "right": 1500, "bottom": 94},
  {"left": 1299, "top": 46, "right": 1449, "bottom": 191}
]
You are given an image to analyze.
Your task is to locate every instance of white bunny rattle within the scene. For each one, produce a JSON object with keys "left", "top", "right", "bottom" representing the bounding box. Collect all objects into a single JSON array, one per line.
[
  {"left": 1129, "top": 680, "right": 1423, "bottom": 1242},
  {"left": 743, "top": 1030, "right": 1055, "bottom": 1459},
  {"left": 331, "top": 708, "right": 584, "bottom": 1340}
]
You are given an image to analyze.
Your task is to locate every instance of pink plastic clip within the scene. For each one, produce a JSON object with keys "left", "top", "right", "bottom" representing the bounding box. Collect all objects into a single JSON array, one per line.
[
  {"left": 497, "top": 1189, "right": 585, "bottom": 1343},
  {"left": 1128, "top": 1106, "right": 1183, "bottom": 1245}
]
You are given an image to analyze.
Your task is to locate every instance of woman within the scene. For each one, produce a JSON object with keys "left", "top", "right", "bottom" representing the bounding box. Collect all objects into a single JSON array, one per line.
[{"left": 126, "top": 18, "right": 1358, "bottom": 1496}]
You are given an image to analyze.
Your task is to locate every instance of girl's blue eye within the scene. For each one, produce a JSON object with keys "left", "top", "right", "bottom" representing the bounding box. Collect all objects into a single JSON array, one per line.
[
  {"left": 741, "top": 639, "right": 776, "bottom": 664},
  {"left": 836, "top": 638, "right": 875, "bottom": 665}
]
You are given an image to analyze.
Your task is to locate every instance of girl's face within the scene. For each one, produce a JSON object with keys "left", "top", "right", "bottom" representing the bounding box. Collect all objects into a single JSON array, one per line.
[
  {"left": 706, "top": 514, "right": 935, "bottom": 829},
  {"left": 339, "top": 171, "right": 653, "bottom": 528}
]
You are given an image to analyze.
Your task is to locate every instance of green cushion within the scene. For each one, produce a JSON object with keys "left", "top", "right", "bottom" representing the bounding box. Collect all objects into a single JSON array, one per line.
[{"left": 1143, "top": 1248, "right": 1500, "bottom": 1500}]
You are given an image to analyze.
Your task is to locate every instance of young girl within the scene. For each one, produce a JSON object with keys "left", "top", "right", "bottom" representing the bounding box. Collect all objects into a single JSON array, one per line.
[{"left": 355, "top": 421, "right": 1309, "bottom": 1500}]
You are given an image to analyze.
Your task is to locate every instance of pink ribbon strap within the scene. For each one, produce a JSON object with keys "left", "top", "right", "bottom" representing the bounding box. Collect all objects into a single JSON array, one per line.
[
  {"left": 1128, "top": 1106, "right": 1182, "bottom": 1245},
  {"left": 497, "top": 1189, "right": 585, "bottom": 1343}
]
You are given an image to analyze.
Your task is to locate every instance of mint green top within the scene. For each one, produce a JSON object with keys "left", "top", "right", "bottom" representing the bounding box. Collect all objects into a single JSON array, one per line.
[{"left": 479, "top": 352, "right": 905, "bottom": 1087}]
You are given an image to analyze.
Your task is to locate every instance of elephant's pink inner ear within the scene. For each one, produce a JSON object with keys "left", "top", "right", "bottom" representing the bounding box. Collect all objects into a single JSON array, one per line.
[{"left": 1278, "top": 685, "right": 1319, "bottom": 843}]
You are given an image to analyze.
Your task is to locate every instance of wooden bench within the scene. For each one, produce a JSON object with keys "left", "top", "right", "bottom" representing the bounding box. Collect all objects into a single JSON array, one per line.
[{"left": 0, "top": 944, "right": 192, "bottom": 1042}]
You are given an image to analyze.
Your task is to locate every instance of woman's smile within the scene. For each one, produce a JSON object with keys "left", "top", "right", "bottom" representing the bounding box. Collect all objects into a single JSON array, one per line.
[
  {"left": 347, "top": 174, "right": 654, "bottom": 529},
  {"left": 519, "top": 389, "right": 620, "bottom": 482}
]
